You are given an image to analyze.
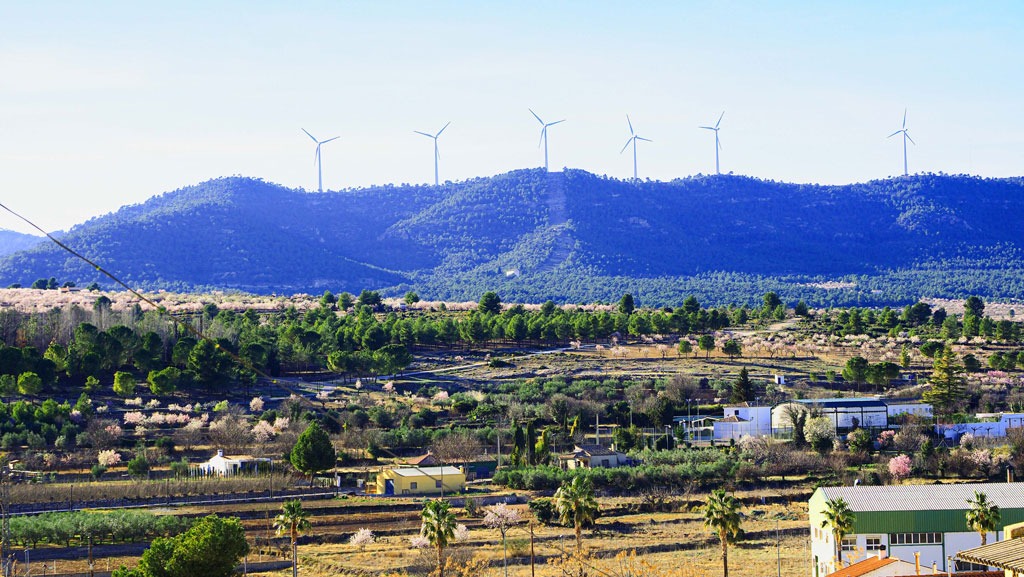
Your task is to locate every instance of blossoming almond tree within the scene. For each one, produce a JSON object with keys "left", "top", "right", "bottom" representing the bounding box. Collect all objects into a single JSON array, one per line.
[{"left": 483, "top": 503, "right": 521, "bottom": 577}]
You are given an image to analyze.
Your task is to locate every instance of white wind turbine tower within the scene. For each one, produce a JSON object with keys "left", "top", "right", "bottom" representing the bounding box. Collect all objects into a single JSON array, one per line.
[
  {"left": 414, "top": 122, "right": 451, "bottom": 186},
  {"left": 301, "top": 128, "right": 339, "bottom": 193},
  {"left": 888, "top": 109, "right": 915, "bottom": 177},
  {"left": 529, "top": 109, "right": 565, "bottom": 172},
  {"left": 620, "top": 115, "right": 652, "bottom": 180},
  {"left": 699, "top": 112, "right": 724, "bottom": 175}
]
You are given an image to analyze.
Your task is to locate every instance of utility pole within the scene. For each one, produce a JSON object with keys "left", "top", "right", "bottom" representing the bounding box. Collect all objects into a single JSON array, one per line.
[
  {"left": 0, "top": 458, "right": 10, "bottom": 577},
  {"left": 530, "top": 523, "right": 536, "bottom": 577}
]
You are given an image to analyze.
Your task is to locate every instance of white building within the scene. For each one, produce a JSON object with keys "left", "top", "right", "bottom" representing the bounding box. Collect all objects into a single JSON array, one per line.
[
  {"left": 714, "top": 403, "right": 773, "bottom": 441},
  {"left": 809, "top": 483, "right": 1024, "bottom": 577},
  {"left": 773, "top": 398, "right": 934, "bottom": 436},
  {"left": 938, "top": 413, "right": 1024, "bottom": 441},
  {"left": 196, "top": 449, "right": 272, "bottom": 477}
]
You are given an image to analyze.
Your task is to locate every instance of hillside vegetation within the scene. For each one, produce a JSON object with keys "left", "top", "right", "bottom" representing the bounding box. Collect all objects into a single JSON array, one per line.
[{"left": 2, "top": 169, "right": 1023, "bottom": 306}]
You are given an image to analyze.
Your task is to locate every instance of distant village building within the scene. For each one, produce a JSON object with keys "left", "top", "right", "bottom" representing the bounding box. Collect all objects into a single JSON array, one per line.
[
  {"left": 195, "top": 449, "right": 272, "bottom": 477},
  {"left": 369, "top": 466, "right": 465, "bottom": 496},
  {"left": 558, "top": 444, "right": 629, "bottom": 470},
  {"left": 809, "top": 483, "right": 1024, "bottom": 576}
]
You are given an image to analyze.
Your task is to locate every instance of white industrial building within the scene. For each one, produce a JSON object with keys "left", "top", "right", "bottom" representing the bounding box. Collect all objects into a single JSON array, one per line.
[{"left": 809, "top": 483, "right": 1024, "bottom": 576}]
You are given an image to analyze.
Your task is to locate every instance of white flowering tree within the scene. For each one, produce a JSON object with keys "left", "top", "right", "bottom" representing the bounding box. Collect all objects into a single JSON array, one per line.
[
  {"left": 349, "top": 528, "right": 374, "bottom": 550},
  {"left": 483, "top": 502, "right": 521, "bottom": 577}
]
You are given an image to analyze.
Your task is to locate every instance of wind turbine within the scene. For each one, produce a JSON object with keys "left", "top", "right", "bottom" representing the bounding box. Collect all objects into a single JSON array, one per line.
[
  {"left": 301, "top": 128, "right": 339, "bottom": 193},
  {"left": 414, "top": 122, "right": 450, "bottom": 186},
  {"left": 529, "top": 109, "right": 565, "bottom": 172},
  {"left": 888, "top": 109, "right": 915, "bottom": 176},
  {"left": 620, "top": 115, "right": 651, "bottom": 180},
  {"left": 699, "top": 112, "right": 724, "bottom": 175}
]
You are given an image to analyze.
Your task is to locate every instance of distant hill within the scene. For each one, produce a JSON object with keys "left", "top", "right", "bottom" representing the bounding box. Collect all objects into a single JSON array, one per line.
[
  {"left": 1, "top": 169, "right": 1023, "bottom": 307},
  {"left": 0, "top": 229, "right": 44, "bottom": 259}
]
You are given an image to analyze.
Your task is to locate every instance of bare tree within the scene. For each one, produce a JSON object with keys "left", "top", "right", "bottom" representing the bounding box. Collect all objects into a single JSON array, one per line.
[{"left": 430, "top": 431, "right": 482, "bottom": 469}]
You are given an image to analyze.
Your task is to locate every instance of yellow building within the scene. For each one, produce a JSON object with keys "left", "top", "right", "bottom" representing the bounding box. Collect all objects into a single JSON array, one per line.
[{"left": 369, "top": 466, "right": 465, "bottom": 496}]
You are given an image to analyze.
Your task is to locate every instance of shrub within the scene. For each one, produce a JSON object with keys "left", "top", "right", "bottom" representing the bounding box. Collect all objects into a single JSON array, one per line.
[
  {"left": 91, "top": 464, "right": 107, "bottom": 480},
  {"left": 529, "top": 498, "right": 555, "bottom": 524},
  {"left": 127, "top": 455, "right": 150, "bottom": 479},
  {"left": 113, "top": 372, "right": 136, "bottom": 397}
]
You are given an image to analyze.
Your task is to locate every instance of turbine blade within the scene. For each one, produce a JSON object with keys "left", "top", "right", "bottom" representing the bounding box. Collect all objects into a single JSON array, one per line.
[
  {"left": 436, "top": 121, "right": 451, "bottom": 137},
  {"left": 887, "top": 131, "right": 903, "bottom": 138},
  {"left": 414, "top": 131, "right": 434, "bottom": 138},
  {"left": 538, "top": 127, "right": 546, "bottom": 148},
  {"left": 529, "top": 109, "right": 543, "bottom": 125},
  {"left": 700, "top": 126, "right": 714, "bottom": 130},
  {"left": 321, "top": 136, "right": 340, "bottom": 144},
  {"left": 716, "top": 111, "right": 725, "bottom": 128},
  {"left": 314, "top": 145, "right": 320, "bottom": 165},
  {"left": 718, "top": 138, "right": 723, "bottom": 150},
  {"left": 626, "top": 115, "right": 634, "bottom": 135},
  {"left": 903, "top": 108, "right": 907, "bottom": 129},
  {"left": 302, "top": 128, "right": 318, "bottom": 143},
  {"left": 905, "top": 132, "right": 916, "bottom": 145},
  {"left": 637, "top": 136, "right": 652, "bottom": 142},
  {"left": 620, "top": 138, "right": 634, "bottom": 154},
  {"left": 548, "top": 119, "right": 566, "bottom": 126}
]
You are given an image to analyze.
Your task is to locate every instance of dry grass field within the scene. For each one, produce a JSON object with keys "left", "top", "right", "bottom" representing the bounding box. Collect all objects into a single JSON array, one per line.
[{"left": 254, "top": 498, "right": 808, "bottom": 577}]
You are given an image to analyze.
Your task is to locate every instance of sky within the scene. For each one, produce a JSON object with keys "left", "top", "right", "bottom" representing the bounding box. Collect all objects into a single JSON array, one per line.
[{"left": 1, "top": 1, "right": 1022, "bottom": 235}]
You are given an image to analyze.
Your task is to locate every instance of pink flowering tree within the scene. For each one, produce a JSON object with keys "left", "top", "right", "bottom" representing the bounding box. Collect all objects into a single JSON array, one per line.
[
  {"left": 483, "top": 502, "right": 521, "bottom": 576},
  {"left": 888, "top": 454, "right": 912, "bottom": 483}
]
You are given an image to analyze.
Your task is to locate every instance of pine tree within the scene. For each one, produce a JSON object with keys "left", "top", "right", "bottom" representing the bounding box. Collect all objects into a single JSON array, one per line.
[{"left": 922, "top": 346, "right": 966, "bottom": 418}]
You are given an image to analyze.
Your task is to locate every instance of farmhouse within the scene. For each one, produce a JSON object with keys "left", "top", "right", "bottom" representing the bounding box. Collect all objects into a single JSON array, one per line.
[
  {"left": 195, "top": 449, "right": 272, "bottom": 477},
  {"left": 369, "top": 465, "right": 465, "bottom": 496},
  {"left": 558, "top": 444, "right": 630, "bottom": 470},
  {"left": 714, "top": 403, "right": 773, "bottom": 441},
  {"left": 809, "top": 483, "right": 1024, "bottom": 577}
]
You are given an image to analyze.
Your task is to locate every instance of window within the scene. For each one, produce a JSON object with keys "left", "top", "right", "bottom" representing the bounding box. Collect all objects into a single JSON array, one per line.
[
  {"left": 955, "top": 560, "right": 988, "bottom": 572},
  {"left": 889, "top": 533, "right": 942, "bottom": 545},
  {"left": 436, "top": 480, "right": 442, "bottom": 488},
  {"left": 841, "top": 536, "right": 856, "bottom": 551},
  {"left": 410, "top": 482, "right": 418, "bottom": 490},
  {"left": 865, "top": 537, "right": 883, "bottom": 551},
  {"left": 601, "top": 459, "right": 610, "bottom": 467}
]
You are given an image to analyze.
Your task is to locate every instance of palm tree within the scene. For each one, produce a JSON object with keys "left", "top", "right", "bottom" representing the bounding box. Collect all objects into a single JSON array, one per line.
[
  {"left": 554, "top": 475, "right": 600, "bottom": 553},
  {"left": 421, "top": 499, "right": 457, "bottom": 577},
  {"left": 967, "top": 491, "right": 1001, "bottom": 546},
  {"left": 821, "top": 498, "right": 856, "bottom": 572},
  {"left": 274, "top": 499, "right": 311, "bottom": 577},
  {"left": 703, "top": 489, "right": 742, "bottom": 577}
]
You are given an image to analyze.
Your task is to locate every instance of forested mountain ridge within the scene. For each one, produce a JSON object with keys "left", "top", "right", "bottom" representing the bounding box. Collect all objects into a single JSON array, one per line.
[
  {"left": 1, "top": 169, "right": 1022, "bottom": 306},
  {"left": 0, "top": 229, "right": 44, "bottom": 258}
]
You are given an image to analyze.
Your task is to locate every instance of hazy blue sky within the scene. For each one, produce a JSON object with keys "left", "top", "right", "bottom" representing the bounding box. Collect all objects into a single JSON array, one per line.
[{"left": 1, "top": 1, "right": 1021, "bottom": 234}]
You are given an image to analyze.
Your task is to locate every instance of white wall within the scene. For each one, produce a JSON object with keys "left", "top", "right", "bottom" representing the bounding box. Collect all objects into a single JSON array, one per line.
[{"left": 814, "top": 530, "right": 1003, "bottom": 575}]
